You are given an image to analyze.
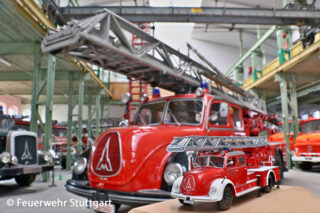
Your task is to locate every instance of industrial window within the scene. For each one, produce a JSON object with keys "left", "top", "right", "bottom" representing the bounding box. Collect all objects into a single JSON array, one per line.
[
  {"left": 210, "top": 103, "right": 227, "bottom": 126},
  {"left": 232, "top": 107, "right": 242, "bottom": 128},
  {"left": 238, "top": 156, "right": 245, "bottom": 165}
]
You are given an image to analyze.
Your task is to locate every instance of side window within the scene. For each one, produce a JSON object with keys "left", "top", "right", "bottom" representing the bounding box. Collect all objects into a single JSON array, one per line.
[
  {"left": 238, "top": 156, "right": 245, "bottom": 166},
  {"left": 232, "top": 107, "right": 242, "bottom": 129},
  {"left": 210, "top": 103, "right": 227, "bottom": 126},
  {"left": 227, "top": 157, "right": 235, "bottom": 168}
]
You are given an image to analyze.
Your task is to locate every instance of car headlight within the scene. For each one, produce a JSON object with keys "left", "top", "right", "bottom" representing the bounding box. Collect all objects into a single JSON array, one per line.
[
  {"left": 195, "top": 87, "right": 204, "bottom": 97},
  {"left": 121, "top": 92, "right": 131, "bottom": 104},
  {"left": 209, "top": 185, "right": 217, "bottom": 196},
  {"left": 172, "top": 176, "right": 183, "bottom": 193},
  {"left": 164, "top": 163, "right": 183, "bottom": 185},
  {"left": 73, "top": 157, "right": 87, "bottom": 175},
  {"left": 11, "top": 156, "right": 18, "bottom": 165},
  {"left": 0, "top": 152, "right": 11, "bottom": 164},
  {"left": 44, "top": 151, "right": 53, "bottom": 162}
]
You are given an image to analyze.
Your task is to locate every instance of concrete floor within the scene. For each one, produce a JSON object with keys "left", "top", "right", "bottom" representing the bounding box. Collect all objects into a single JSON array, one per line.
[{"left": 0, "top": 166, "right": 320, "bottom": 213}]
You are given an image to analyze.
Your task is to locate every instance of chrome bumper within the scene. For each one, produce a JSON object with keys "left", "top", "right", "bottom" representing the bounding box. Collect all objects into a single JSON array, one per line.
[
  {"left": 171, "top": 192, "right": 219, "bottom": 203},
  {"left": 292, "top": 155, "right": 320, "bottom": 163},
  {"left": 65, "top": 179, "right": 171, "bottom": 205}
]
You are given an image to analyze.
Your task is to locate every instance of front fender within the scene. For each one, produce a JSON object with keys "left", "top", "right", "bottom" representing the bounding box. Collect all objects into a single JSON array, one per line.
[{"left": 209, "top": 178, "right": 235, "bottom": 201}]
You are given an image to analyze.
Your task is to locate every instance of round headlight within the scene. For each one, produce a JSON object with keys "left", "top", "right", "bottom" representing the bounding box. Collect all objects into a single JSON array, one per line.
[
  {"left": 121, "top": 92, "right": 131, "bottom": 104},
  {"left": 164, "top": 163, "right": 183, "bottom": 185},
  {"left": 195, "top": 87, "right": 204, "bottom": 97},
  {"left": 11, "top": 156, "right": 18, "bottom": 165},
  {"left": 44, "top": 151, "right": 52, "bottom": 162},
  {"left": 209, "top": 185, "right": 217, "bottom": 195},
  {"left": 73, "top": 157, "right": 87, "bottom": 175},
  {"left": 1, "top": 152, "right": 11, "bottom": 164}
]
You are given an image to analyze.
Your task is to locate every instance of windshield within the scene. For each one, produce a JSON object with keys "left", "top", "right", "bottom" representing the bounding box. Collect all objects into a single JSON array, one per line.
[
  {"left": 165, "top": 100, "right": 203, "bottom": 125},
  {"left": 135, "top": 101, "right": 166, "bottom": 125},
  {"left": 302, "top": 120, "right": 320, "bottom": 133},
  {"left": 53, "top": 128, "right": 67, "bottom": 137},
  {"left": 0, "top": 116, "right": 9, "bottom": 131},
  {"left": 193, "top": 155, "right": 224, "bottom": 168}
]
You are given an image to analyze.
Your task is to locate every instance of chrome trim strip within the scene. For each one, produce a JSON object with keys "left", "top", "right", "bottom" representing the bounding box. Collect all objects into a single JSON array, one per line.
[{"left": 108, "top": 194, "right": 170, "bottom": 204}]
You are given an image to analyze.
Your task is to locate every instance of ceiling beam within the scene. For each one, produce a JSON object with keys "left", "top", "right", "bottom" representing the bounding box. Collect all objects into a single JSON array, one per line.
[
  {"left": 59, "top": 6, "right": 320, "bottom": 25},
  {"left": 0, "top": 42, "right": 38, "bottom": 55}
]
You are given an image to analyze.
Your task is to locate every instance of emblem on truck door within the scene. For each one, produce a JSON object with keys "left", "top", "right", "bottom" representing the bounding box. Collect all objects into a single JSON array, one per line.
[
  {"left": 21, "top": 141, "right": 32, "bottom": 160},
  {"left": 91, "top": 132, "right": 122, "bottom": 177},
  {"left": 96, "top": 137, "right": 113, "bottom": 172}
]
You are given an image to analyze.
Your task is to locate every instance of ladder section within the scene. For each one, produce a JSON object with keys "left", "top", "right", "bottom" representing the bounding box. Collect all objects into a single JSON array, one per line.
[
  {"left": 127, "top": 78, "right": 148, "bottom": 120},
  {"left": 167, "top": 136, "right": 268, "bottom": 152},
  {"left": 41, "top": 9, "right": 266, "bottom": 114}
]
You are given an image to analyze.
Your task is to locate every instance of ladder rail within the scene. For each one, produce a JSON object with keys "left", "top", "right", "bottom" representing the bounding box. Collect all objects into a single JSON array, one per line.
[
  {"left": 42, "top": 9, "right": 266, "bottom": 113},
  {"left": 167, "top": 136, "right": 269, "bottom": 152}
]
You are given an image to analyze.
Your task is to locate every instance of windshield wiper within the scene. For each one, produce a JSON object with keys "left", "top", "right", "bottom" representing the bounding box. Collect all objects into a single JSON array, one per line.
[{"left": 168, "top": 108, "right": 180, "bottom": 126}]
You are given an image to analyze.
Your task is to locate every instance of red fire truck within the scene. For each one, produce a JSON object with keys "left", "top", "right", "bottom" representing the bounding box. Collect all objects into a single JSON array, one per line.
[
  {"left": 293, "top": 117, "right": 320, "bottom": 170},
  {"left": 168, "top": 136, "right": 280, "bottom": 210},
  {"left": 41, "top": 9, "right": 287, "bottom": 210}
]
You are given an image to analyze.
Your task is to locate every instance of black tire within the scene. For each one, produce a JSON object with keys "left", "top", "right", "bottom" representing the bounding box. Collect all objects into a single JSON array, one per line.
[
  {"left": 217, "top": 185, "right": 233, "bottom": 211},
  {"left": 263, "top": 174, "right": 274, "bottom": 193},
  {"left": 275, "top": 151, "right": 284, "bottom": 179},
  {"left": 15, "top": 174, "right": 36, "bottom": 186},
  {"left": 301, "top": 162, "right": 312, "bottom": 171}
]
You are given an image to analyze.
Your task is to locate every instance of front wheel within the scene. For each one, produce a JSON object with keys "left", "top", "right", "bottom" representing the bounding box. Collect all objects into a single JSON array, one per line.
[
  {"left": 15, "top": 174, "right": 36, "bottom": 186},
  {"left": 301, "top": 162, "right": 312, "bottom": 171},
  {"left": 217, "top": 185, "right": 233, "bottom": 211}
]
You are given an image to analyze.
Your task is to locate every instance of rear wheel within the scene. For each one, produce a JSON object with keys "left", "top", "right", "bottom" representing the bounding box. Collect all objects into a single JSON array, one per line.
[
  {"left": 263, "top": 174, "right": 274, "bottom": 193},
  {"left": 217, "top": 185, "right": 233, "bottom": 211},
  {"left": 301, "top": 162, "right": 312, "bottom": 171},
  {"left": 15, "top": 174, "right": 36, "bottom": 186}
]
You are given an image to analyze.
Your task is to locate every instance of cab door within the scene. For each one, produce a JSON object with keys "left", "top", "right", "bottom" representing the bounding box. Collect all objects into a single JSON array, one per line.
[
  {"left": 225, "top": 156, "right": 240, "bottom": 186},
  {"left": 207, "top": 101, "right": 233, "bottom": 136}
]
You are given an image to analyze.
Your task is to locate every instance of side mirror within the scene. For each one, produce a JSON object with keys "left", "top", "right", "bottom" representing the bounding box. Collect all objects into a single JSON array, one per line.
[
  {"left": 227, "top": 160, "right": 234, "bottom": 167},
  {"left": 119, "top": 119, "right": 129, "bottom": 126},
  {"left": 219, "top": 102, "right": 229, "bottom": 118}
]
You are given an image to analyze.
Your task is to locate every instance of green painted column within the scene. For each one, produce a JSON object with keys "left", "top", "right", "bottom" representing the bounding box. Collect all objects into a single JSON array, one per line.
[
  {"left": 235, "top": 30, "right": 244, "bottom": 85},
  {"left": 95, "top": 93, "right": 101, "bottom": 139},
  {"left": 289, "top": 74, "right": 299, "bottom": 146},
  {"left": 87, "top": 93, "right": 92, "bottom": 139},
  {"left": 44, "top": 54, "right": 56, "bottom": 181},
  {"left": 30, "top": 44, "right": 42, "bottom": 134},
  {"left": 66, "top": 72, "right": 74, "bottom": 171},
  {"left": 275, "top": 73, "right": 292, "bottom": 169},
  {"left": 76, "top": 74, "right": 84, "bottom": 151}
]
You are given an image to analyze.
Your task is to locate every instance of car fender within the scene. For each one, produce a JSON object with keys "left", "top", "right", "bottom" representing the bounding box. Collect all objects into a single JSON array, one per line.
[
  {"left": 209, "top": 178, "right": 235, "bottom": 201},
  {"left": 266, "top": 170, "right": 276, "bottom": 186}
]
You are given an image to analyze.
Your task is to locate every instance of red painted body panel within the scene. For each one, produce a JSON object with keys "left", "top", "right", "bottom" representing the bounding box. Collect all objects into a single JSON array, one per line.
[{"left": 294, "top": 118, "right": 320, "bottom": 160}]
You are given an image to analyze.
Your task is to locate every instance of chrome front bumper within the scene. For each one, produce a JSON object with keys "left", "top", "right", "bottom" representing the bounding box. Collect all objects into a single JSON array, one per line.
[
  {"left": 171, "top": 192, "right": 219, "bottom": 203},
  {"left": 65, "top": 179, "right": 171, "bottom": 205},
  {"left": 292, "top": 155, "right": 320, "bottom": 163}
]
